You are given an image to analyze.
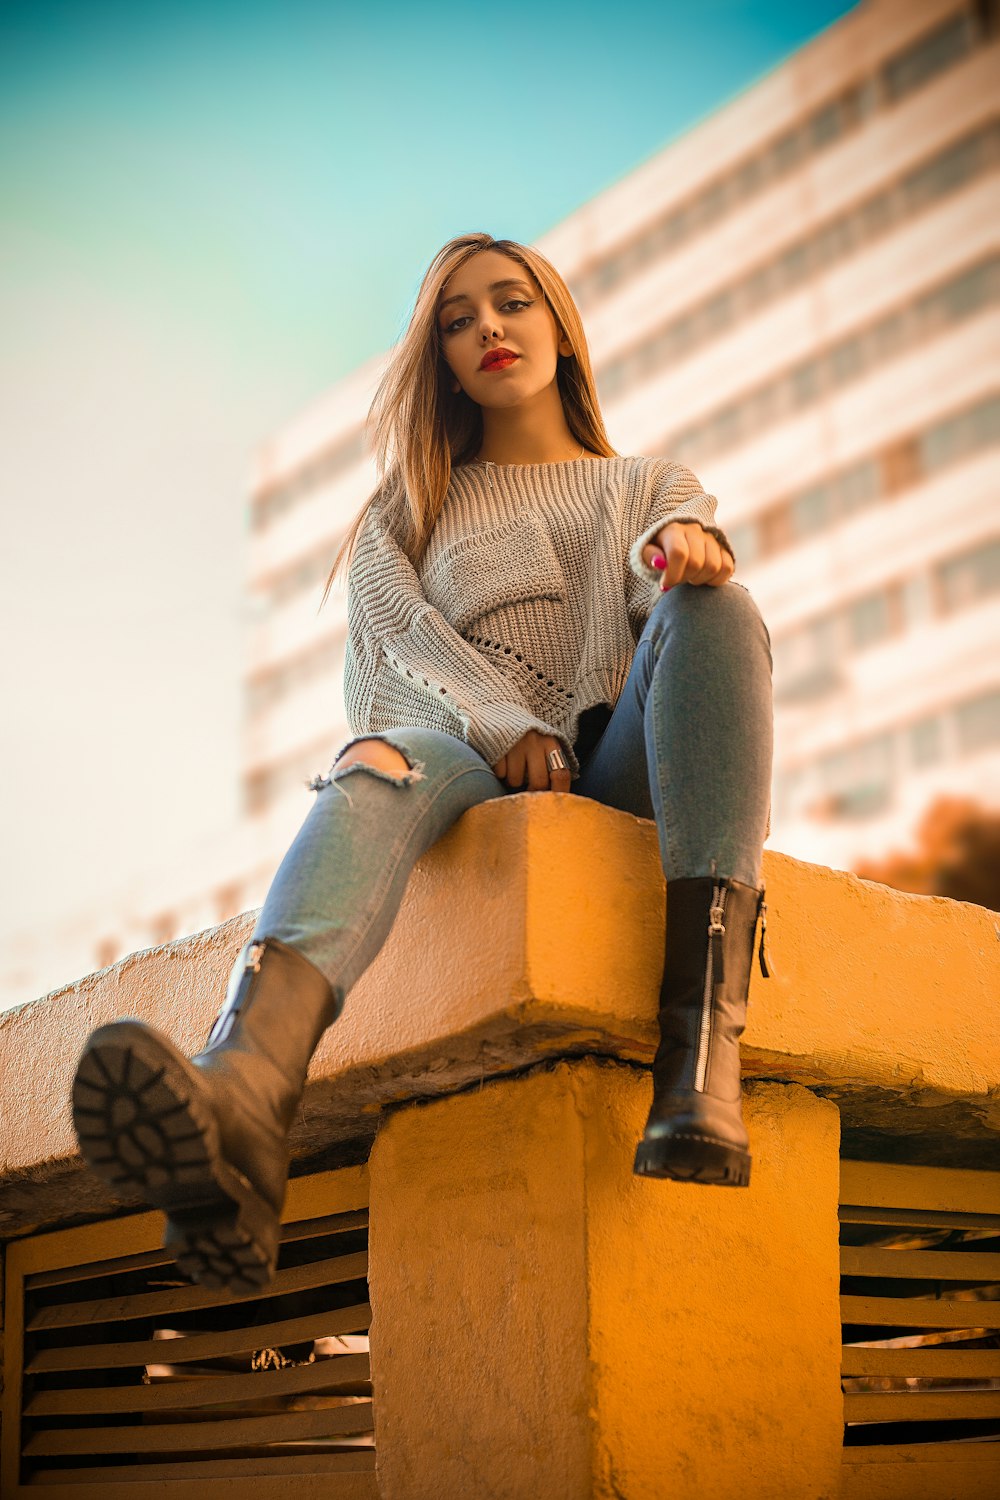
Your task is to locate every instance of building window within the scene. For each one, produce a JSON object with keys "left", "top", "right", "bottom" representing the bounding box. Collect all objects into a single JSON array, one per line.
[
  {"left": 791, "top": 482, "right": 833, "bottom": 539},
  {"left": 881, "top": 11, "right": 974, "bottom": 103},
  {"left": 770, "top": 127, "right": 803, "bottom": 176},
  {"left": 908, "top": 714, "right": 945, "bottom": 768},
  {"left": 791, "top": 361, "right": 822, "bottom": 407},
  {"left": 809, "top": 99, "right": 843, "bottom": 150},
  {"left": 837, "top": 460, "right": 881, "bottom": 520},
  {"left": 818, "top": 732, "right": 895, "bottom": 819},
  {"left": 900, "top": 573, "right": 934, "bottom": 629},
  {"left": 830, "top": 337, "right": 865, "bottom": 387},
  {"left": 725, "top": 520, "right": 757, "bottom": 568},
  {"left": 954, "top": 686, "right": 1000, "bottom": 755},
  {"left": 937, "top": 537, "right": 1000, "bottom": 613},
  {"left": 921, "top": 391, "right": 1000, "bottom": 473},
  {"left": 903, "top": 130, "right": 982, "bottom": 213},
  {"left": 847, "top": 590, "right": 892, "bottom": 651}
]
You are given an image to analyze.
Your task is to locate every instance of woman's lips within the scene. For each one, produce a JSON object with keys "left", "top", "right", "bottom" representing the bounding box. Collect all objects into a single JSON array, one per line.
[{"left": 481, "top": 355, "right": 519, "bottom": 371}]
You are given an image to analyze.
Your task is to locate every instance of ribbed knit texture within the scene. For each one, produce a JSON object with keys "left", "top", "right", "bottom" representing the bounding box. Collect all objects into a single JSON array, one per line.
[{"left": 343, "top": 454, "right": 734, "bottom": 779}]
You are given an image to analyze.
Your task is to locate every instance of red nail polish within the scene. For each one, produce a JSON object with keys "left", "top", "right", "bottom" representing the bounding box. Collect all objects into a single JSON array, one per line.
[{"left": 651, "top": 554, "right": 666, "bottom": 570}]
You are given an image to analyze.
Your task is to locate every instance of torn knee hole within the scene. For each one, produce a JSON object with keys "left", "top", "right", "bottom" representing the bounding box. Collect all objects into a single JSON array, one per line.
[
  {"left": 335, "top": 739, "right": 410, "bottom": 773},
  {"left": 326, "top": 737, "right": 426, "bottom": 788}
]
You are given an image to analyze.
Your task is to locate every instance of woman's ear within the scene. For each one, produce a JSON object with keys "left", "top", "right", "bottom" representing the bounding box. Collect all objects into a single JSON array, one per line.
[
  {"left": 557, "top": 332, "right": 574, "bottom": 359},
  {"left": 451, "top": 378, "right": 461, "bottom": 394}
]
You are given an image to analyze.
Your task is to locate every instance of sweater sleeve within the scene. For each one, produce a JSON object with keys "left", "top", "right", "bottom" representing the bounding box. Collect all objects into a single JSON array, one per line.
[
  {"left": 628, "top": 459, "right": 736, "bottom": 585},
  {"left": 343, "top": 497, "right": 574, "bottom": 769}
]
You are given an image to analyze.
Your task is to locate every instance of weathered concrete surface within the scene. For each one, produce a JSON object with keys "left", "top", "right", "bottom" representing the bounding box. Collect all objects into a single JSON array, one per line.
[
  {"left": 1, "top": 793, "right": 998, "bottom": 1238},
  {"left": 368, "top": 1060, "right": 842, "bottom": 1500}
]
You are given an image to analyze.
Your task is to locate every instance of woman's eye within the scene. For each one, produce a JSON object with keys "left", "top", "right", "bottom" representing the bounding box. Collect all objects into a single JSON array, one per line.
[{"left": 443, "top": 299, "right": 532, "bottom": 334}]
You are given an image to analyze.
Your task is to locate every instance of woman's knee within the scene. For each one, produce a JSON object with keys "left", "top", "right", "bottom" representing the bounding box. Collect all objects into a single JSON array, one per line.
[
  {"left": 332, "top": 738, "right": 412, "bottom": 778},
  {"left": 648, "top": 578, "right": 771, "bottom": 650},
  {"left": 328, "top": 725, "right": 485, "bottom": 786}
]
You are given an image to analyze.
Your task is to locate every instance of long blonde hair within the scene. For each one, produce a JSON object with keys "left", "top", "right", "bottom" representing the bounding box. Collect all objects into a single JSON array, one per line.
[{"left": 319, "top": 232, "right": 617, "bottom": 609}]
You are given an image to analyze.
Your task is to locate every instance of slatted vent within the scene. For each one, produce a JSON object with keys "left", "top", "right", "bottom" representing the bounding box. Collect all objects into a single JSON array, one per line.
[
  {"left": 2, "top": 1167, "right": 376, "bottom": 1498},
  {"left": 839, "top": 1159, "right": 1000, "bottom": 1494}
]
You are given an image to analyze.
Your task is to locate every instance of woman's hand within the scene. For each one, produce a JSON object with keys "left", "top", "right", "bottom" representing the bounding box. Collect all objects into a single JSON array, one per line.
[
  {"left": 492, "top": 730, "right": 572, "bottom": 792},
  {"left": 642, "top": 520, "right": 734, "bottom": 590}
]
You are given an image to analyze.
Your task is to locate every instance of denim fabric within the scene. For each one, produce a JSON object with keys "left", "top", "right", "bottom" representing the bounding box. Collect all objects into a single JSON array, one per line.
[{"left": 251, "top": 579, "right": 773, "bottom": 996}]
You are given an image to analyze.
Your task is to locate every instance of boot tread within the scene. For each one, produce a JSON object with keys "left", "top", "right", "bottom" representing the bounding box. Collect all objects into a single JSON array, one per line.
[{"left": 72, "top": 1021, "right": 281, "bottom": 1292}]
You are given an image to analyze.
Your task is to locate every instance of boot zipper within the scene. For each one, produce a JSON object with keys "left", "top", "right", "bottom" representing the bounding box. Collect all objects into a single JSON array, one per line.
[
  {"left": 695, "top": 882, "right": 727, "bottom": 1092},
  {"left": 757, "top": 886, "right": 773, "bottom": 978},
  {"left": 206, "top": 941, "right": 266, "bottom": 1048}
]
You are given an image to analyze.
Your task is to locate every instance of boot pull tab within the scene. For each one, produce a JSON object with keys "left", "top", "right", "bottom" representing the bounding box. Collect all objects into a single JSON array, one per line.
[
  {"left": 708, "top": 885, "right": 727, "bottom": 986},
  {"left": 756, "top": 887, "right": 774, "bottom": 979}
]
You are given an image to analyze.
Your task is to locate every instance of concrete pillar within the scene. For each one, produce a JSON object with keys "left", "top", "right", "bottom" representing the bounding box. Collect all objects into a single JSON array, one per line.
[{"left": 368, "top": 1057, "right": 843, "bottom": 1500}]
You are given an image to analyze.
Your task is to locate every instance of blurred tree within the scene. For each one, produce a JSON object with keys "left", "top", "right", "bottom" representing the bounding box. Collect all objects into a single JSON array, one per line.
[{"left": 854, "top": 794, "right": 1000, "bottom": 912}]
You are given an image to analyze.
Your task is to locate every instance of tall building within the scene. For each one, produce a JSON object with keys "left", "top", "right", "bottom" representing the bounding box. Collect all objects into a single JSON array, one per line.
[{"left": 5, "top": 0, "right": 997, "bottom": 1009}]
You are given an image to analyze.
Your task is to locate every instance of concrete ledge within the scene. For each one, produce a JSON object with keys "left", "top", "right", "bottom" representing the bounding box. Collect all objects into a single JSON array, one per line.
[{"left": 2, "top": 794, "right": 998, "bottom": 1237}]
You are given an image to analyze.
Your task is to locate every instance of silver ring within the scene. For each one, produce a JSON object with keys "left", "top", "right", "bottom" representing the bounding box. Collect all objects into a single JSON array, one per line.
[{"left": 546, "top": 748, "right": 567, "bottom": 772}]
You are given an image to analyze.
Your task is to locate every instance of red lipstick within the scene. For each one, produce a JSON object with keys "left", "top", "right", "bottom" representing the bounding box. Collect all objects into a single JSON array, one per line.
[{"left": 480, "top": 348, "right": 519, "bottom": 370}]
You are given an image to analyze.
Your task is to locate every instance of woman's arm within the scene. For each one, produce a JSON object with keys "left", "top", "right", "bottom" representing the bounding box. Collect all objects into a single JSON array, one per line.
[
  {"left": 344, "top": 499, "right": 571, "bottom": 768},
  {"left": 628, "top": 459, "right": 736, "bottom": 586}
]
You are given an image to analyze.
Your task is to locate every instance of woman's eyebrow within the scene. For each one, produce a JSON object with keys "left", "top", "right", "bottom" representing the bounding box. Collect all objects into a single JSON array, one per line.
[{"left": 438, "top": 278, "right": 533, "bottom": 314}]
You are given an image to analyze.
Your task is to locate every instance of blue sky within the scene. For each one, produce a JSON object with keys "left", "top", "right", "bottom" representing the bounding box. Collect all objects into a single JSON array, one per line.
[{"left": 0, "top": 0, "right": 857, "bottom": 973}]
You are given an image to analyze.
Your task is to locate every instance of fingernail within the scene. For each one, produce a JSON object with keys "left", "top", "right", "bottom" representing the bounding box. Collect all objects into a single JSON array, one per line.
[
  {"left": 660, "top": 581, "right": 671, "bottom": 591},
  {"left": 651, "top": 554, "right": 666, "bottom": 570}
]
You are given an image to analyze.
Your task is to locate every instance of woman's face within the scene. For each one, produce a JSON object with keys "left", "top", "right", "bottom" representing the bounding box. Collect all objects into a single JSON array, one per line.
[{"left": 436, "top": 249, "right": 573, "bottom": 409}]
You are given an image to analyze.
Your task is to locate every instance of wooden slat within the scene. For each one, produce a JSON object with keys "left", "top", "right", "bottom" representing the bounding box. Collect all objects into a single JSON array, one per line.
[
  {"left": 842, "top": 1440, "right": 1000, "bottom": 1464},
  {"left": 18, "top": 1476, "right": 379, "bottom": 1500},
  {"left": 844, "top": 1390, "right": 1000, "bottom": 1422},
  {"left": 840, "top": 1449, "right": 1000, "bottom": 1500},
  {"left": 23, "top": 1399, "right": 375, "bottom": 1456},
  {"left": 5, "top": 1165, "right": 368, "bottom": 1282},
  {"left": 24, "top": 1352, "right": 371, "bottom": 1416},
  {"left": 840, "top": 1294, "right": 1000, "bottom": 1330},
  {"left": 839, "top": 1206, "right": 1000, "bottom": 1230},
  {"left": 840, "top": 1161, "right": 1000, "bottom": 1216},
  {"left": 25, "top": 1245, "right": 174, "bottom": 1290},
  {"left": 29, "top": 1450, "right": 376, "bottom": 1483},
  {"left": 840, "top": 1246, "right": 1000, "bottom": 1281},
  {"left": 27, "top": 1301, "right": 371, "bottom": 1373},
  {"left": 842, "top": 1346, "right": 1000, "bottom": 1377},
  {"left": 23, "top": 1209, "right": 369, "bottom": 1291},
  {"left": 279, "top": 1209, "right": 369, "bottom": 1244},
  {"left": 282, "top": 1165, "right": 369, "bottom": 1227},
  {"left": 27, "top": 1250, "right": 369, "bottom": 1330}
]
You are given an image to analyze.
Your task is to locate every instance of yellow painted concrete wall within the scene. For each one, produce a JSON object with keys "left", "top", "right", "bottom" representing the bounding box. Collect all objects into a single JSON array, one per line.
[{"left": 369, "top": 1058, "right": 843, "bottom": 1500}]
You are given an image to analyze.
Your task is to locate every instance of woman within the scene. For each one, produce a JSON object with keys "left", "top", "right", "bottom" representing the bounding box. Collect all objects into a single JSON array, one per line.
[{"left": 72, "top": 233, "right": 774, "bottom": 1295}]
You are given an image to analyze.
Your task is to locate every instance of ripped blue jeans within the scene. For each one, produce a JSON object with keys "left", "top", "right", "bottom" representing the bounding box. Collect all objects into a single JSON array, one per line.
[{"left": 248, "top": 580, "right": 773, "bottom": 1002}]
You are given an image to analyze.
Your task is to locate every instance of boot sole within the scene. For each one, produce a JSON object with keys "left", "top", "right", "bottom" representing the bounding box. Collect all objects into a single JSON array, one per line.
[
  {"left": 633, "top": 1133, "right": 751, "bottom": 1187},
  {"left": 72, "top": 1021, "right": 280, "bottom": 1294}
]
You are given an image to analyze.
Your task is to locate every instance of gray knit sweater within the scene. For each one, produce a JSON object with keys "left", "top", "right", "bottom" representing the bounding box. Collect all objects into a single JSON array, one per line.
[{"left": 343, "top": 454, "right": 734, "bottom": 779}]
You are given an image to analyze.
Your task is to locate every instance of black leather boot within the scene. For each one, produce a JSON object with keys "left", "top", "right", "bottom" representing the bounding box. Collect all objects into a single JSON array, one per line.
[
  {"left": 633, "top": 872, "right": 772, "bottom": 1187},
  {"left": 72, "top": 936, "right": 342, "bottom": 1293}
]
